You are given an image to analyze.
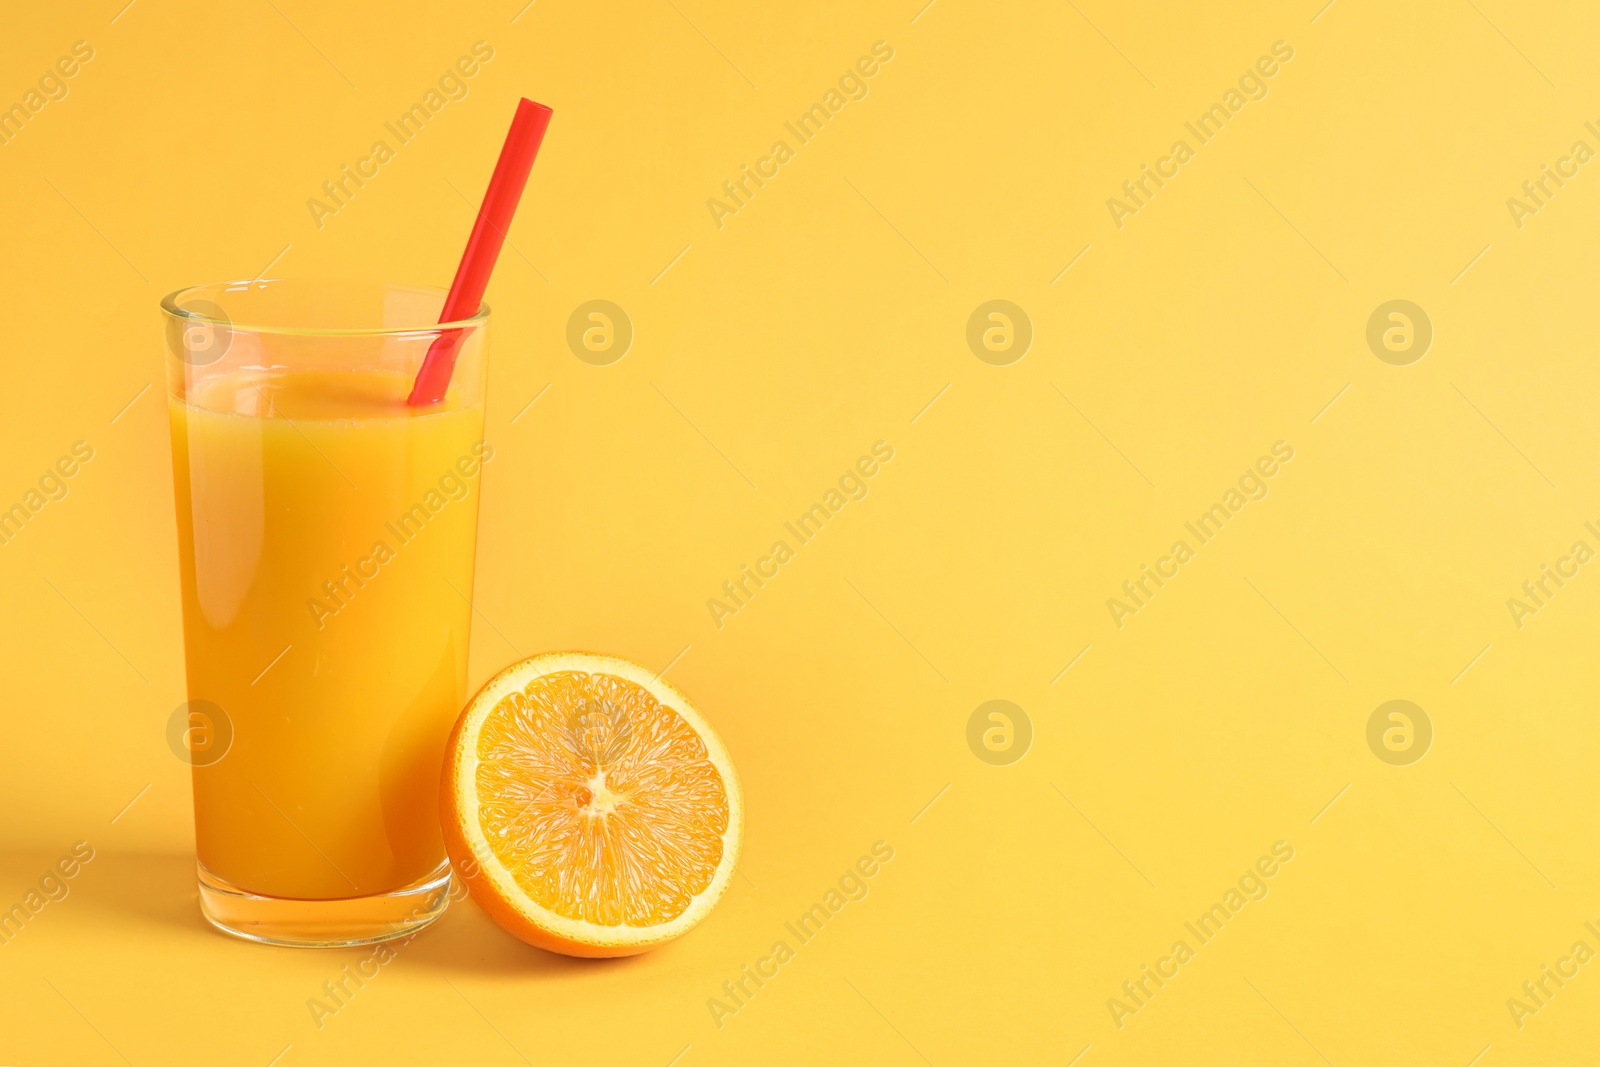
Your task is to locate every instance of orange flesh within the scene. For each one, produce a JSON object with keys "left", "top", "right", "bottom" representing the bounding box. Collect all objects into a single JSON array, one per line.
[{"left": 475, "top": 671, "right": 731, "bottom": 927}]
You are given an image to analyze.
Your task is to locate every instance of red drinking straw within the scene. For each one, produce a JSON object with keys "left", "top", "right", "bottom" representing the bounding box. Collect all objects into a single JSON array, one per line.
[{"left": 407, "top": 98, "right": 553, "bottom": 405}]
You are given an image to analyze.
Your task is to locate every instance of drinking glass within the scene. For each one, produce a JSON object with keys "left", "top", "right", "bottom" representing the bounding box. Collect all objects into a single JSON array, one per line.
[{"left": 162, "top": 279, "right": 489, "bottom": 946}]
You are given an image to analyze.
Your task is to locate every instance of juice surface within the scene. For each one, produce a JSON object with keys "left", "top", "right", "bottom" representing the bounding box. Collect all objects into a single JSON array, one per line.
[{"left": 170, "top": 369, "right": 486, "bottom": 899}]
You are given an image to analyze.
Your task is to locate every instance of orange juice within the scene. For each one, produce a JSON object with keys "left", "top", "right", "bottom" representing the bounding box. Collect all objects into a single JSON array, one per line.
[{"left": 170, "top": 368, "right": 488, "bottom": 900}]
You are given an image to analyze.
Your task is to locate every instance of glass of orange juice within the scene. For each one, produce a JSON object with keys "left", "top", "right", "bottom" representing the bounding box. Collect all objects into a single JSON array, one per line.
[{"left": 162, "top": 279, "right": 491, "bottom": 946}]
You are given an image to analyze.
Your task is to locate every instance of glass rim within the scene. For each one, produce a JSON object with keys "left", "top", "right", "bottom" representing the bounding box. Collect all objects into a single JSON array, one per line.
[{"left": 160, "top": 278, "right": 491, "bottom": 338}]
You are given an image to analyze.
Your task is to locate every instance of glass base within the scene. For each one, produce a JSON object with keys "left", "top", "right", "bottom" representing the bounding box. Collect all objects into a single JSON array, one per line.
[{"left": 197, "top": 859, "right": 452, "bottom": 948}]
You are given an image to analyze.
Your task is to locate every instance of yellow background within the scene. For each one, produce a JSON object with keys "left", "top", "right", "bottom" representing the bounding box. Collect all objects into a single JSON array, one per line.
[{"left": 2, "top": 0, "right": 1598, "bottom": 1063}]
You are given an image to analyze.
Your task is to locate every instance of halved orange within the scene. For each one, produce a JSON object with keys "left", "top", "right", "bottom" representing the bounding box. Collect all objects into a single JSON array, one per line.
[{"left": 441, "top": 652, "right": 743, "bottom": 957}]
